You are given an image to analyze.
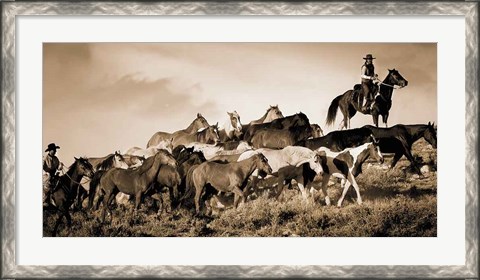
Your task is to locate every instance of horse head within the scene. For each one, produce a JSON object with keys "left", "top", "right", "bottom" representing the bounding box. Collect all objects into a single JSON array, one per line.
[
  {"left": 193, "top": 113, "right": 210, "bottom": 131},
  {"left": 73, "top": 157, "right": 95, "bottom": 178},
  {"left": 254, "top": 153, "right": 272, "bottom": 175},
  {"left": 266, "top": 105, "right": 284, "bottom": 121},
  {"left": 425, "top": 121, "right": 437, "bottom": 149},
  {"left": 311, "top": 124, "right": 324, "bottom": 138},
  {"left": 156, "top": 149, "right": 177, "bottom": 167},
  {"left": 113, "top": 152, "right": 129, "bottom": 169},
  {"left": 388, "top": 69, "right": 408, "bottom": 88},
  {"left": 368, "top": 141, "right": 384, "bottom": 164},
  {"left": 227, "top": 111, "right": 243, "bottom": 133}
]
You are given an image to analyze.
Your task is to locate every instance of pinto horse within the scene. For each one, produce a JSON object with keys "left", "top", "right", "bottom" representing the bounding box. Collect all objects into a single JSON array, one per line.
[
  {"left": 48, "top": 157, "right": 94, "bottom": 236},
  {"left": 363, "top": 122, "right": 437, "bottom": 174},
  {"left": 147, "top": 113, "right": 210, "bottom": 148},
  {"left": 98, "top": 150, "right": 176, "bottom": 222},
  {"left": 314, "top": 141, "right": 384, "bottom": 207},
  {"left": 218, "top": 111, "right": 243, "bottom": 142},
  {"left": 188, "top": 153, "right": 272, "bottom": 214},
  {"left": 243, "top": 112, "right": 310, "bottom": 142},
  {"left": 251, "top": 125, "right": 312, "bottom": 149},
  {"left": 326, "top": 69, "right": 408, "bottom": 129},
  {"left": 186, "top": 141, "right": 252, "bottom": 160},
  {"left": 296, "top": 127, "right": 375, "bottom": 152}
]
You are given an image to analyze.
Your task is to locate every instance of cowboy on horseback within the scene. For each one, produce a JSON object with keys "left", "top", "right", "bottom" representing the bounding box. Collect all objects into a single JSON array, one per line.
[
  {"left": 359, "top": 54, "right": 379, "bottom": 113},
  {"left": 43, "top": 143, "right": 64, "bottom": 206}
]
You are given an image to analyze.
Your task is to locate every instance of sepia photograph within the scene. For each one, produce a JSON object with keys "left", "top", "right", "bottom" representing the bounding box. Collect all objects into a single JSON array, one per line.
[{"left": 42, "top": 42, "right": 437, "bottom": 237}]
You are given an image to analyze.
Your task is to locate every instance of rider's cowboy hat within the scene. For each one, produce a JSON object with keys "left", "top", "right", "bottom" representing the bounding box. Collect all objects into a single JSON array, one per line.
[
  {"left": 363, "top": 54, "right": 376, "bottom": 60},
  {"left": 45, "top": 143, "right": 60, "bottom": 152}
]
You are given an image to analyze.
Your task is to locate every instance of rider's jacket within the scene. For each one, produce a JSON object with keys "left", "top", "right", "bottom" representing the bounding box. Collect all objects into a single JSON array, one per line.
[
  {"left": 43, "top": 154, "right": 60, "bottom": 176},
  {"left": 361, "top": 63, "right": 375, "bottom": 83}
]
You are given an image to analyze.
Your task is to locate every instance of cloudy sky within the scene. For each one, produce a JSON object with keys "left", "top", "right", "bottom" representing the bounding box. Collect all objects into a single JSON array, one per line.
[{"left": 43, "top": 43, "right": 436, "bottom": 165}]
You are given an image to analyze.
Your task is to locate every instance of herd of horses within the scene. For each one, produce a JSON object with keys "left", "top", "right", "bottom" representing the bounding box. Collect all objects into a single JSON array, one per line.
[{"left": 45, "top": 68, "right": 437, "bottom": 237}]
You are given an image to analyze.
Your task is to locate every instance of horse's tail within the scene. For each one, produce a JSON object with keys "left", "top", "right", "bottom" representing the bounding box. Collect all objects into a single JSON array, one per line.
[
  {"left": 180, "top": 165, "right": 199, "bottom": 205},
  {"left": 87, "top": 170, "right": 105, "bottom": 210},
  {"left": 326, "top": 94, "right": 342, "bottom": 127}
]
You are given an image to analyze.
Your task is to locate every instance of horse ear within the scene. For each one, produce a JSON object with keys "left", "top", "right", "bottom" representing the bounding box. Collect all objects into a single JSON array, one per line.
[
  {"left": 74, "top": 157, "right": 78, "bottom": 160},
  {"left": 428, "top": 121, "right": 431, "bottom": 126},
  {"left": 197, "top": 113, "right": 202, "bottom": 118}
]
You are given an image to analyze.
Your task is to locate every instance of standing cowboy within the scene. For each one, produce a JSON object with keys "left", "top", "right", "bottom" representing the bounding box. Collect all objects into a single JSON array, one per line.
[
  {"left": 359, "top": 54, "right": 379, "bottom": 113},
  {"left": 43, "top": 143, "right": 63, "bottom": 206}
]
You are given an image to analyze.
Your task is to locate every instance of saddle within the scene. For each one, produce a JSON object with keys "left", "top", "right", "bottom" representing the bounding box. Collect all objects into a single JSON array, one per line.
[{"left": 352, "top": 83, "right": 379, "bottom": 104}]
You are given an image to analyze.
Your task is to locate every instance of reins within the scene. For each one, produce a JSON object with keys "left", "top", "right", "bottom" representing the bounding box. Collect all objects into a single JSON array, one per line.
[{"left": 60, "top": 166, "right": 91, "bottom": 185}]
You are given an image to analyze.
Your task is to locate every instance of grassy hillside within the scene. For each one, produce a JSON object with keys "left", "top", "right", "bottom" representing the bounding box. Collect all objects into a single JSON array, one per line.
[{"left": 43, "top": 139, "right": 437, "bottom": 237}]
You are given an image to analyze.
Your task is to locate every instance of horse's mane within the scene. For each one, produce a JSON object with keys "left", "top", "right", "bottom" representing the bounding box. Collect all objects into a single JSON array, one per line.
[
  {"left": 67, "top": 157, "right": 89, "bottom": 173},
  {"left": 284, "top": 146, "right": 314, "bottom": 160},
  {"left": 97, "top": 153, "right": 115, "bottom": 171}
]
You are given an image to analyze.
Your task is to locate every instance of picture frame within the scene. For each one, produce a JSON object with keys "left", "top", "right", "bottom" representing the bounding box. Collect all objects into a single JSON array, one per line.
[{"left": 1, "top": 1, "right": 478, "bottom": 278}]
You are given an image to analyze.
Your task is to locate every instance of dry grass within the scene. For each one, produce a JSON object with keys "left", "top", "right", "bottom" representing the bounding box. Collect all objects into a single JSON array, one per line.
[{"left": 43, "top": 140, "right": 437, "bottom": 237}]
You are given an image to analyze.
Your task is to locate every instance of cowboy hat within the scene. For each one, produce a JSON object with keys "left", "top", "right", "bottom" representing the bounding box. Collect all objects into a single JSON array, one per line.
[
  {"left": 363, "top": 54, "right": 376, "bottom": 60},
  {"left": 45, "top": 143, "right": 60, "bottom": 152}
]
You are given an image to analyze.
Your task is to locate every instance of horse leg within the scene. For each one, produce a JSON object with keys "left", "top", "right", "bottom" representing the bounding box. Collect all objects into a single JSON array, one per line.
[
  {"left": 390, "top": 152, "right": 403, "bottom": 169},
  {"left": 382, "top": 112, "right": 389, "bottom": 127},
  {"left": 403, "top": 146, "right": 422, "bottom": 174},
  {"left": 194, "top": 186, "right": 204, "bottom": 215},
  {"left": 100, "top": 190, "right": 113, "bottom": 223},
  {"left": 52, "top": 211, "right": 65, "bottom": 237},
  {"left": 296, "top": 176, "right": 308, "bottom": 200},
  {"left": 337, "top": 174, "right": 361, "bottom": 207},
  {"left": 317, "top": 174, "right": 331, "bottom": 206},
  {"left": 231, "top": 186, "right": 245, "bottom": 208},
  {"left": 134, "top": 191, "right": 143, "bottom": 210},
  {"left": 372, "top": 111, "right": 379, "bottom": 127},
  {"left": 151, "top": 193, "right": 164, "bottom": 215}
]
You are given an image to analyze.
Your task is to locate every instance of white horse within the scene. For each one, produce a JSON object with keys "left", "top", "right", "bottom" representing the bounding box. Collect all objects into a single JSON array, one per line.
[
  {"left": 315, "top": 141, "right": 384, "bottom": 207},
  {"left": 218, "top": 111, "right": 243, "bottom": 142},
  {"left": 187, "top": 141, "right": 252, "bottom": 160},
  {"left": 125, "top": 139, "right": 173, "bottom": 158}
]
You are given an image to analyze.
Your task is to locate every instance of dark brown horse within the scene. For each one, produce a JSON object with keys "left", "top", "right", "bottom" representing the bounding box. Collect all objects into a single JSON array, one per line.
[
  {"left": 187, "top": 153, "right": 272, "bottom": 214},
  {"left": 296, "top": 127, "right": 375, "bottom": 152},
  {"left": 326, "top": 69, "right": 408, "bottom": 129},
  {"left": 98, "top": 150, "right": 176, "bottom": 222},
  {"left": 49, "top": 157, "right": 94, "bottom": 236},
  {"left": 243, "top": 112, "right": 310, "bottom": 142},
  {"left": 251, "top": 125, "right": 312, "bottom": 149},
  {"left": 363, "top": 122, "right": 437, "bottom": 174}
]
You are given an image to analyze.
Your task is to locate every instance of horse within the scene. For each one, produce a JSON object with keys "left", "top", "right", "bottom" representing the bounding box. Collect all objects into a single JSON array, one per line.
[
  {"left": 238, "top": 146, "right": 323, "bottom": 199},
  {"left": 126, "top": 139, "right": 173, "bottom": 157},
  {"left": 310, "top": 124, "right": 324, "bottom": 138},
  {"left": 241, "top": 105, "right": 284, "bottom": 137},
  {"left": 175, "top": 150, "right": 207, "bottom": 207},
  {"left": 122, "top": 154, "right": 145, "bottom": 168},
  {"left": 218, "top": 111, "right": 243, "bottom": 142},
  {"left": 326, "top": 69, "right": 408, "bottom": 129},
  {"left": 147, "top": 113, "right": 210, "bottom": 148},
  {"left": 186, "top": 141, "right": 252, "bottom": 160},
  {"left": 170, "top": 124, "right": 220, "bottom": 148},
  {"left": 187, "top": 153, "right": 272, "bottom": 214},
  {"left": 98, "top": 150, "right": 177, "bottom": 222},
  {"left": 86, "top": 151, "right": 126, "bottom": 171},
  {"left": 296, "top": 127, "right": 375, "bottom": 152},
  {"left": 251, "top": 125, "right": 312, "bottom": 149},
  {"left": 77, "top": 152, "right": 129, "bottom": 210},
  {"left": 146, "top": 164, "right": 181, "bottom": 213},
  {"left": 363, "top": 122, "right": 437, "bottom": 174},
  {"left": 314, "top": 141, "right": 384, "bottom": 207},
  {"left": 48, "top": 157, "right": 94, "bottom": 236},
  {"left": 243, "top": 112, "right": 310, "bottom": 142}
]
